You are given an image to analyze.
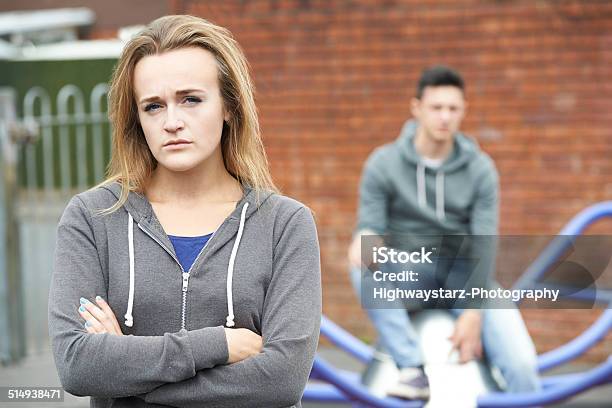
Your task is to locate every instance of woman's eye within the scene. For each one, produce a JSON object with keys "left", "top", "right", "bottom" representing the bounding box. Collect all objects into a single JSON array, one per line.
[
  {"left": 184, "top": 96, "right": 202, "bottom": 104},
  {"left": 144, "top": 103, "right": 162, "bottom": 112}
]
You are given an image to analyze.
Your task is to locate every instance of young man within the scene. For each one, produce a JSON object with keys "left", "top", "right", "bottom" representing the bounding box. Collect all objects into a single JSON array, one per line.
[{"left": 348, "top": 65, "right": 540, "bottom": 399}]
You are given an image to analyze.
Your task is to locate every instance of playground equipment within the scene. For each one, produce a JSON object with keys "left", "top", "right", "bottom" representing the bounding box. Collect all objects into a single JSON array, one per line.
[
  {"left": 357, "top": 310, "right": 502, "bottom": 407},
  {"left": 304, "top": 201, "right": 612, "bottom": 407}
]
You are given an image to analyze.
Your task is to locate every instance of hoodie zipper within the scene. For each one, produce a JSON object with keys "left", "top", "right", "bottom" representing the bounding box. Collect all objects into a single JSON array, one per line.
[
  {"left": 179, "top": 235, "right": 215, "bottom": 329},
  {"left": 137, "top": 223, "right": 216, "bottom": 330}
]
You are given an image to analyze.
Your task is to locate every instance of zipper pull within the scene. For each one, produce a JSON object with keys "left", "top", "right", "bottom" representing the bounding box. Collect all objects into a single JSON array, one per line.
[{"left": 182, "top": 272, "right": 190, "bottom": 292}]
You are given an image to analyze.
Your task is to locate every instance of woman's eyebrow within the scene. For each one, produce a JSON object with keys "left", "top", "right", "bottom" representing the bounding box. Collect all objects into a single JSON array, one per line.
[
  {"left": 176, "top": 88, "right": 207, "bottom": 95},
  {"left": 139, "top": 95, "right": 160, "bottom": 104},
  {"left": 139, "top": 88, "right": 207, "bottom": 104}
]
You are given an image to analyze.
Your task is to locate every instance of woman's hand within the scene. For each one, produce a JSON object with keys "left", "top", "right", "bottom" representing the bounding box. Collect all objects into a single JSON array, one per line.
[
  {"left": 78, "top": 296, "right": 124, "bottom": 336},
  {"left": 224, "top": 328, "right": 263, "bottom": 363}
]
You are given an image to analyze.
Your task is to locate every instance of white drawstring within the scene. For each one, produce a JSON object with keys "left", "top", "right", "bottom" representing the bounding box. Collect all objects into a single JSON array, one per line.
[
  {"left": 123, "top": 203, "right": 250, "bottom": 329},
  {"left": 435, "top": 171, "right": 446, "bottom": 220},
  {"left": 226, "top": 202, "right": 249, "bottom": 327},
  {"left": 416, "top": 163, "right": 446, "bottom": 220},
  {"left": 124, "top": 213, "right": 135, "bottom": 327},
  {"left": 416, "top": 163, "right": 426, "bottom": 209}
]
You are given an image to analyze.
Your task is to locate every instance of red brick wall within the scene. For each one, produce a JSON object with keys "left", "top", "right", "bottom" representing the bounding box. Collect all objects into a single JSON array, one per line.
[
  {"left": 26, "top": 0, "right": 608, "bottom": 362},
  {"left": 179, "top": 1, "right": 612, "bottom": 363}
]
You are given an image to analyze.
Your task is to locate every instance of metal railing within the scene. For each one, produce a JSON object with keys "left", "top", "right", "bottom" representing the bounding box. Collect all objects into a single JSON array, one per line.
[{"left": 0, "top": 82, "right": 111, "bottom": 363}]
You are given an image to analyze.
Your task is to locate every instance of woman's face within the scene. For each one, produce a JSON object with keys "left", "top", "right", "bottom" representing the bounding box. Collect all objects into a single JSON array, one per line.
[{"left": 133, "top": 46, "right": 228, "bottom": 172}]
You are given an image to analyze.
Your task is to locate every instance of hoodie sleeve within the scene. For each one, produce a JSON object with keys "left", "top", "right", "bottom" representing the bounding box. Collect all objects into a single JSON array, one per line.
[
  {"left": 355, "top": 148, "right": 391, "bottom": 235},
  {"left": 49, "top": 196, "right": 229, "bottom": 398},
  {"left": 143, "top": 206, "right": 322, "bottom": 408},
  {"left": 464, "top": 158, "right": 500, "bottom": 300},
  {"left": 469, "top": 157, "right": 499, "bottom": 235}
]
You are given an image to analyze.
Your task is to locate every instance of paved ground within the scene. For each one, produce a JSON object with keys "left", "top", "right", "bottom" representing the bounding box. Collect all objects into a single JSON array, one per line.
[
  {"left": 0, "top": 349, "right": 88, "bottom": 408},
  {"left": 0, "top": 347, "right": 610, "bottom": 407}
]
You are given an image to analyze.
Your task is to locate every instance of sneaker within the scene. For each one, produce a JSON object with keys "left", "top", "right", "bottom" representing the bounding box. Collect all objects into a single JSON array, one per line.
[{"left": 386, "top": 366, "right": 430, "bottom": 400}]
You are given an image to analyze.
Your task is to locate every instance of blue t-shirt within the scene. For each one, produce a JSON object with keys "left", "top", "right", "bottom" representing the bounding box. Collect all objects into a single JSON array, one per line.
[{"left": 168, "top": 233, "right": 213, "bottom": 272}]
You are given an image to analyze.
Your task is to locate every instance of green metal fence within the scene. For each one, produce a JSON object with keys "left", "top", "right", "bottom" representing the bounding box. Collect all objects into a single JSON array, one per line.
[{"left": 0, "top": 57, "right": 117, "bottom": 363}]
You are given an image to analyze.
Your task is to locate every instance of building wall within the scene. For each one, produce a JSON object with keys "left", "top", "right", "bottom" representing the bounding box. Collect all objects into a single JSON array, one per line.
[
  {"left": 4, "top": 0, "right": 611, "bottom": 362},
  {"left": 184, "top": 0, "right": 612, "bottom": 363}
]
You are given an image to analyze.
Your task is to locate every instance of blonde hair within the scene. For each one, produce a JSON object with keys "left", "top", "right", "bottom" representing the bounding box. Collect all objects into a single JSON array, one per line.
[{"left": 98, "top": 15, "right": 277, "bottom": 213}]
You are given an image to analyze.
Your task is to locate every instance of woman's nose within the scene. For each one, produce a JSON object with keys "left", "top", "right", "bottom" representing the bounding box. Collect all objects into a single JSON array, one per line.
[{"left": 163, "top": 108, "right": 184, "bottom": 132}]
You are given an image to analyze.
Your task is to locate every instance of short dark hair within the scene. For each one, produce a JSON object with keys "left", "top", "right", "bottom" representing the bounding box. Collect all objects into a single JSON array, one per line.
[{"left": 416, "top": 65, "right": 465, "bottom": 99}]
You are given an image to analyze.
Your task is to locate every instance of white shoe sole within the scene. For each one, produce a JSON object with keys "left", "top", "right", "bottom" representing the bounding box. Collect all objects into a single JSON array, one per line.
[{"left": 386, "top": 384, "right": 430, "bottom": 400}]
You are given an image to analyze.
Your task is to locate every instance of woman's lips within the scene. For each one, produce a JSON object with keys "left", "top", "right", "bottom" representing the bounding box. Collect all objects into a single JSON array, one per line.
[{"left": 163, "top": 140, "right": 192, "bottom": 149}]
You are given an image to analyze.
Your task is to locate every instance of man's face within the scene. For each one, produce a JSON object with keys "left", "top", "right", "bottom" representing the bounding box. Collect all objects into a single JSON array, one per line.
[{"left": 411, "top": 86, "right": 466, "bottom": 143}]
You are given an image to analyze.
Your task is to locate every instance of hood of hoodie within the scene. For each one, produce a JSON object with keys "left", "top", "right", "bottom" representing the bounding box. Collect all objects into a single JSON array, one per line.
[
  {"left": 102, "top": 182, "right": 272, "bottom": 229},
  {"left": 396, "top": 119, "right": 479, "bottom": 172}
]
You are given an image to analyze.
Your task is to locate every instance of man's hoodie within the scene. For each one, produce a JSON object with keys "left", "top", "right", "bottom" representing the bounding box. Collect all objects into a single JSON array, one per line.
[
  {"left": 356, "top": 120, "right": 499, "bottom": 293},
  {"left": 357, "top": 120, "right": 499, "bottom": 240},
  {"left": 48, "top": 182, "right": 321, "bottom": 408}
]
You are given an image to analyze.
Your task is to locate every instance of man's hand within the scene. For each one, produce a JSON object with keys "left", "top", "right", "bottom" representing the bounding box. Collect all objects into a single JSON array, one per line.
[
  {"left": 224, "top": 328, "right": 263, "bottom": 363},
  {"left": 78, "top": 296, "right": 124, "bottom": 335},
  {"left": 449, "top": 310, "right": 482, "bottom": 363},
  {"left": 348, "top": 235, "right": 363, "bottom": 269},
  {"left": 348, "top": 229, "right": 383, "bottom": 269}
]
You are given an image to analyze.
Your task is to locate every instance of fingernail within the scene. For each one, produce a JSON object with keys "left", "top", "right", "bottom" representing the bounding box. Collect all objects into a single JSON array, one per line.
[
  {"left": 79, "top": 306, "right": 85, "bottom": 312},
  {"left": 84, "top": 321, "right": 90, "bottom": 328},
  {"left": 79, "top": 297, "right": 89, "bottom": 305},
  {"left": 95, "top": 296, "right": 103, "bottom": 302}
]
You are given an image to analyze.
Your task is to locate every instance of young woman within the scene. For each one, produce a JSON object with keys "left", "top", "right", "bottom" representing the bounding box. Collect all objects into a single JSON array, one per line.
[{"left": 48, "top": 15, "right": 321, "bottom": 408}]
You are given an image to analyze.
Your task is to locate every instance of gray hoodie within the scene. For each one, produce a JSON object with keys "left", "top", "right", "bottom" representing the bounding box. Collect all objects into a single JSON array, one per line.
[
  {"left": 356, "top": 120, "right": 499, "bottom": 295},
  {"left": 357, "top": 120, "right": 499, "bottom": 240},
  {"left": 48, "top": 182, "right": 321, "bottom": 408}
]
